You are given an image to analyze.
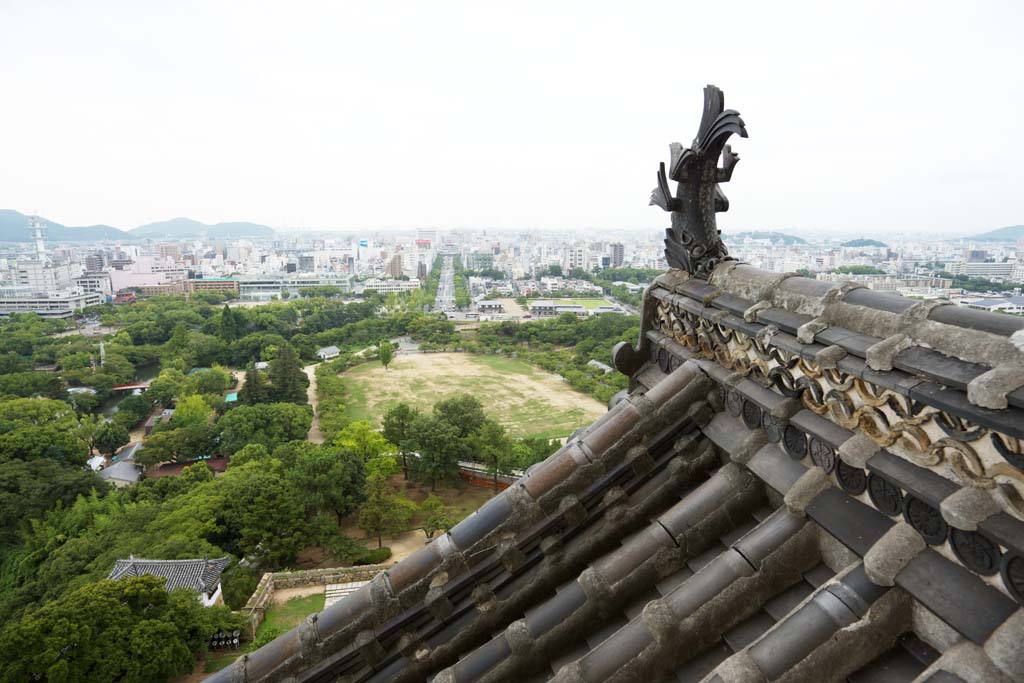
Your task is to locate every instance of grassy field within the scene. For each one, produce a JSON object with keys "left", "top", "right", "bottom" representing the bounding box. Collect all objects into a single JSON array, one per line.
[
  {"left": 548, "top": 298, "right": 610, "bottom": 309},
  {"left": 201, "top": 593, "right": 327, "bottom": 674},
  {"left": 337, "top": 353, "right": 605, "bottom": 440},
  {"left": 258, "top": 593, "right": 326, "bottom": 637}
]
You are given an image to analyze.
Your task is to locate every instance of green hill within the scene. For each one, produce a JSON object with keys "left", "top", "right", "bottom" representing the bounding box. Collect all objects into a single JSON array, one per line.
[
  {"left": 0, "top": 211, "right": 277, "bottom": 241},
  {"left": 132, "top": 217, "right": 274, "bottom": 239},
  {"left": 0, "top": 210, "right": 131, "bottom": 242},
  {"left": 842, "top": 238, "right": 888, "bottom": 248},
  {"left": 970, "top": 225, "right": 1024, "bottom": 241}
]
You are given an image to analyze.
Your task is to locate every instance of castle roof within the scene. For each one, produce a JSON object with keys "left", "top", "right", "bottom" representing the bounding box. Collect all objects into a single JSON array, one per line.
[{"left": 205, "top": 86, "right": 1024, "bottom": 683}]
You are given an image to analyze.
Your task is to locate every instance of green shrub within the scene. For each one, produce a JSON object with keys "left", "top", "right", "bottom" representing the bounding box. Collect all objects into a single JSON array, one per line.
[
  {"left": 221, "top": 563, "right": 260, "bottom": 610},
  {"left": 254, "top": 626, "right": 281, "bottom": 648},
  {"left": 356, "top": 546, "right": 392, "bottom": 565}
]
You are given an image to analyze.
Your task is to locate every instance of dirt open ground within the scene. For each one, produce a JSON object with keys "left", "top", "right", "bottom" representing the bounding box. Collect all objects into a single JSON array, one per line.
[{"left": 338, "top": 352, "right": 606, "bottom": 440}]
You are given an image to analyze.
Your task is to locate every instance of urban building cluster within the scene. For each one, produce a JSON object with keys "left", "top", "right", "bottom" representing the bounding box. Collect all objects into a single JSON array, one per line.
[
  {"left": 0, "top": 221, "right": 652, "bottom": 318},
  {"left": 725, "top": 233, "right": 1024, "bottom": 309},
  {"left": 1, "top": 217, "right": 1022, "bottom": 318}
]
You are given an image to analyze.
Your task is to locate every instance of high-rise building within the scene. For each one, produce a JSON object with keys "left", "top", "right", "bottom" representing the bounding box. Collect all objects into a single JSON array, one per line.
[
  {"left": 610, "top": 242, "right": 625, "bottom": 268},
  {"left": 158, "top": 244, "right": 182, "bottom": 261},
  {"left": 564, "top": 244, "right": 587, "bottom": 273},
  {"left": 387, "top": 254, "right": 403, "bottom": 279}
]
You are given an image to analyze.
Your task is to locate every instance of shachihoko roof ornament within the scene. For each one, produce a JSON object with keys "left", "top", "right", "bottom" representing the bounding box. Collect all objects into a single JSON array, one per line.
[{"left": 650, "top": 84, "right": 748, "bottom": 279}]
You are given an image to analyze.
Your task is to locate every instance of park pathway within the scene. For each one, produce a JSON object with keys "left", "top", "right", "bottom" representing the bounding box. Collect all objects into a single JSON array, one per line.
[{"left": 304, "top": 364, "right": 325, "bottom": 444}]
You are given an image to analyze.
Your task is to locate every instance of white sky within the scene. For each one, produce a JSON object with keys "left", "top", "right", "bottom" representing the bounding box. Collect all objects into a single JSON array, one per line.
[{"left": 1, "top": 1, "right": 1022, "bottom": 235}]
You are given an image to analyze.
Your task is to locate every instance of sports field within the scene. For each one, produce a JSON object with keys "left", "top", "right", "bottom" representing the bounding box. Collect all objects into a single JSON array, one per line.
[{"left": 337, "top": 353, "right": 605, "bottom": 440}]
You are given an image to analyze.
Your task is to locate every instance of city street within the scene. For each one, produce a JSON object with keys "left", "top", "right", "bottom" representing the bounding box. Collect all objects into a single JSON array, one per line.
[{"left": 433, "top": 256, "right": 455, "bottom": 312}]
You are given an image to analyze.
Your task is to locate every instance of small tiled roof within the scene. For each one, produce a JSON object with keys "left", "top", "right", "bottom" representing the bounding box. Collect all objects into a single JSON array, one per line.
[
  {"left": 317, "top": 345, "right": 340, "bottom": 354},
  {"left": 108, "top": 556, "right": 230, "bottom": 593}
]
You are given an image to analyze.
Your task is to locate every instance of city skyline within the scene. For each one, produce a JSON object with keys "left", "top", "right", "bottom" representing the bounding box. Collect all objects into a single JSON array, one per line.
[{"left": 2, "top": 2, "right": 1023, "bottom": 234}]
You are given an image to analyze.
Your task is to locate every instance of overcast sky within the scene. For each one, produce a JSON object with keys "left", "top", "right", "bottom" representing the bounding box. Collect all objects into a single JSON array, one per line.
[{"left": 1, "top": 1, "right": 1021, "bottom": 235}]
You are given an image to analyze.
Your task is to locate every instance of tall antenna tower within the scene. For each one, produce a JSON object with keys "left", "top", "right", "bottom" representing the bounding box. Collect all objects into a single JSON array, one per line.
[{"left": 29, "top": 215, "right": 48, "bottom": 262}]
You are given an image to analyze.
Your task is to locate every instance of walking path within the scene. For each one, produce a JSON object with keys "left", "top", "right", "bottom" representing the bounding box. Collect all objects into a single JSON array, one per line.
[
  {"left": 304, "top": 364, "right": 325, "bottom": 443},
  {"left": 271, "top": 585, "right": 325, "bottom": 605}
]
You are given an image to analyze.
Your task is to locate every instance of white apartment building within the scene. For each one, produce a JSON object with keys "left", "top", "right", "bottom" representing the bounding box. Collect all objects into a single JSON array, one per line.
[
  {"left": 74, "top": 272, "right": 113, "bottom": 298},
  {"left": 0, "top": 287, "right": 103, "bottom": 318},
  {"left": 361, "top": 278, "right": 421, "bottom": 294},
  {"left": 944, "top": 261, "right": 1016, "bottom": 279},
  {"left": 14, "top": 259, "right": 79, "bottom": 291},
  {"left": 238, "top": 274, "right": 355, "bottom": 300}
]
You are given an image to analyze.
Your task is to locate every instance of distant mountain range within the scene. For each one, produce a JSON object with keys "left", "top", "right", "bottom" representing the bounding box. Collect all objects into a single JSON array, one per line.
[
  {"left": 132, "top": 217, "right": 275, "bottom": 239},
  {"left": 724, "top": 231, "right": 808, "bottom": 245},
  {"left": 970, "top": 225, "right": 1024, "bottom": 242},
  {"left": 842, "top": 238, "right": 888, "bottom": 248},
  {"left": 0, "top": 210, "right": 275, "bottom": 242}
]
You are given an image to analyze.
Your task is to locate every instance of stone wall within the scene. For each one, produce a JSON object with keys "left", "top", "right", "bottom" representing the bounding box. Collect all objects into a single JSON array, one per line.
[{"left": 239, "top": 564, "right": 389, "bottom": 638}]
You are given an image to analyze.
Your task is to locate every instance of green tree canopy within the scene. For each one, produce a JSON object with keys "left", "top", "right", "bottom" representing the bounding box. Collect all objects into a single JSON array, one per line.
[
  {"left": 0, "top": 398, "right": 88, "bottom": 465},
  {"left": 170, "top": 395, "right": 212, "bottom": 430},
  {"left": 216, "top": 402, "right": 312, "bottom": 455},
  {"left": 147, "top": 369, "right": 186, "bottom": 408},
  {"left": 333, "top": 420, "right": 393, "bottom": 461},
  {"left": 433, "top": 394, "right": 486, "bottom": 439},
  {"left": 0, "top": 575, "right": 240, "bottom": 683},
  {"left": 95, "top": 421, "right": 130, "bottom": 456},
  {"left": 287, "top": 442, "right": 366, "bottom": 524},
  {"left": 420, "top": 494, "right": 455, "bottom": 540},
  {"left": 0, "top": 459, "right": 106, "bottom": 549},
  {"left": 138, "top": 424, "right": 216, "bottom": 466},
  {"left": 410, "top": 414, "right": 461, "bottom": 490},
  {"left": 183, "top": 366, "right": 231, "bottom": 396},
  {"left": 238, "top": 362, "right": 271, "bottom": 405},
  {"left": 382, "top": 403, "right": 420, "bottom": 478},
  {"left": 471, "top": 419, "right": 517, "bottom": 490},
  {"left": 378, "top": 340, "right": 394, "bottom": 369},
  {"left": 358, "top": 470, "right": 416, "bottom": 548},
  {"left": 267, "top": 344, "right": 309, "bottom": 404}
]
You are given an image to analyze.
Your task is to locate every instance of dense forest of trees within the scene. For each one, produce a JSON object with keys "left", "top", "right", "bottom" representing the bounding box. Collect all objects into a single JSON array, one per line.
[{"left": 0, "top": 278, "right": 630, "bottom": 680}]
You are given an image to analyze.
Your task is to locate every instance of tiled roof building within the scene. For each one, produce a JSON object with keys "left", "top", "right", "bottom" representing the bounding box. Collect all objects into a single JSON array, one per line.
[
  {"left": 110, "top": 556, "right": 230, "bottom": 606},
  {"left": 207, "top": 87, "right": 1024, "bottom": 683}
]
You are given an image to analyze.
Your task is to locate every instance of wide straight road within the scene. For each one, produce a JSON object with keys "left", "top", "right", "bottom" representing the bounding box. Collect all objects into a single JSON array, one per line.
[{"left": 434, "top": 256, "right": 455, "bottom": 312}]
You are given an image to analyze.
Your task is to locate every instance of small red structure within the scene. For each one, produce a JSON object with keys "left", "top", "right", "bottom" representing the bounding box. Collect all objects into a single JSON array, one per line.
[{"left": 111, "top": 382, "right": 150, "bottom": 392}]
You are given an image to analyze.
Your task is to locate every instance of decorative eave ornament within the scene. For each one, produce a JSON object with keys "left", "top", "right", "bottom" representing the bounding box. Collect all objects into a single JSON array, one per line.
[{"left": 651, "top": 85, "right": 748, "bottom": 279}]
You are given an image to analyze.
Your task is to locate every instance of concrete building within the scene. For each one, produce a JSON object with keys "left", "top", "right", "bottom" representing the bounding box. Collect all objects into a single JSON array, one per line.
[
  {"left": 74, "top": 272, "right": 113, "bottom": 298},
  {"left": 237, "top": 274, "right": 354, "bottom": 301},
  {"left": 944, "top": 260, "right": 1016, "bottom": 279},
  {"left": 187, "top": 278, "right": 240, "bottom": 296},
  {"left": 610, "top": 242, "right": 625, "bottom": 267},
  {"left": 361, "top": 278, "right": 421, "bottom": 294},
  {"left": 0, "top": 287, "right": 103, "bottom": 317}
]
